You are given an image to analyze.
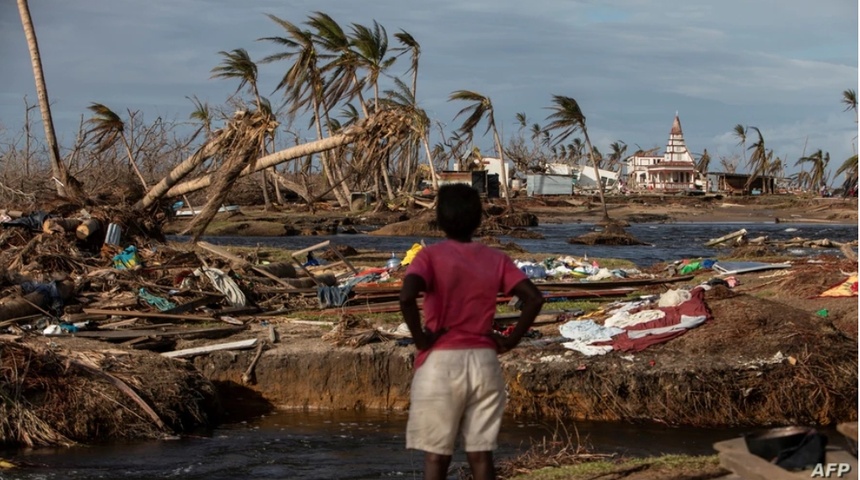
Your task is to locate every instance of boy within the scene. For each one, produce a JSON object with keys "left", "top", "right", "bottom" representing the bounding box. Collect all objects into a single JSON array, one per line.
[{"left": 399, "top": 184, "right": 544, "bottom": 480}]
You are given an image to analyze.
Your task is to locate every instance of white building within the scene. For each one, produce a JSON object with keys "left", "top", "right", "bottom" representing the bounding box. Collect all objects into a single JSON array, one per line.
[{"left": 624, "top": 115, "right": 706, "bottom": 193}]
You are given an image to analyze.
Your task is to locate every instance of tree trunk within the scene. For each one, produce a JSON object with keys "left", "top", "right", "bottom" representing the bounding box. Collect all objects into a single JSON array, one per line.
[
  {"left": 164, "top": 131, "right": 359, "bottom": 199},
  {"left": 582, "top": 129, "right": 610, "bottom": 221},
  {"left": 136, "top": 138, "right": 219, "bottom": 210},
  {"left": 16, "top": 0, "right": 85, "bottom": 201},
  {"left": 422, "top": 135, "right": 439, "bottom": 190},
  {"left": 491, "top": 125, "right": 513, "bottom": 210}
]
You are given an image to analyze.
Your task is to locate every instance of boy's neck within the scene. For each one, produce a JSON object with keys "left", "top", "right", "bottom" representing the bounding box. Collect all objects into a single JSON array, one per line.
[{"left": 447, "top": 236, "right": 472, "bottom": 243}]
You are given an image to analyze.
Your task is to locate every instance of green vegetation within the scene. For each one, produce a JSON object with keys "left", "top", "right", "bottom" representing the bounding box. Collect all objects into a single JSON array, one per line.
[{"left": 508, "top": 454, "right": 724, "bottom": 480}]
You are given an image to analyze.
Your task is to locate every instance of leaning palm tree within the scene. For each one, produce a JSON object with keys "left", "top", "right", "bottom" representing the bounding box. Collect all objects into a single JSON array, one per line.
[
  {"left": 797, "top": 149, "right": 831, "bottom": 193},
  {"left": 449, "top": 90, "right": 512, "bottom": 210},
  {"left": 695, "top": 149, "right": 711, "bottom": 174},
  {"left": 544, "top": 95, "right": 609, "bottom": 221},
  {"left": 733, "top": 124, "right": 748, "bottom": 163},
  {"left": 85, "top": 103, "right": 149, "bottom": 189},
  {"left": 836, "top": 154, "right": 858, "bottom": 195},
  {"left": 744, "top": 126, "right": 770, "bottom": 193},
  {"left": 16, "top": 0, "right": 84, "bottom": 200},
  {"left": 842, "top": 89, "right": 857, "bottom": 124}
]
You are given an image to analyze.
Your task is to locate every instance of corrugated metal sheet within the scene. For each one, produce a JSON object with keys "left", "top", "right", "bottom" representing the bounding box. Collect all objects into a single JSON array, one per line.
[{"left": 526, "top": 174, "right": 573, "bottom": 196}]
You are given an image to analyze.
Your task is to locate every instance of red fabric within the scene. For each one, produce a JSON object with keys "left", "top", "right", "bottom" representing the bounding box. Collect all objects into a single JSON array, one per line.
[
  {"left": 405, "top": 240, "right": 527, "bottom": 368},
  {"left": 595, "top": 287, "right": 712, "bottom": 352}
]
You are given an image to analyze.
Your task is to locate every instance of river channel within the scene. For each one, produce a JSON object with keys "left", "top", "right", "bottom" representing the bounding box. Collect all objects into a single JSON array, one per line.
[
  {"left": 174, "top": 221, "right": 858, "bottom": 266},
  {"left": 7, "top": 410, "right": 756, "bottom": 480}
]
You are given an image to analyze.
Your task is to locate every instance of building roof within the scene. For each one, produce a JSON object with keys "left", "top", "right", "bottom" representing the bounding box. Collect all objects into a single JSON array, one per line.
[{"left": 670, "top": 114, "right": 682, "bottom": 135}]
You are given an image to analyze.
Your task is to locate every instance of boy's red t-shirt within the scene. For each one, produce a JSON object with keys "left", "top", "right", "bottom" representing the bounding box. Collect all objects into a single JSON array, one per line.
[{"left": 404, "top": 239, "right": 527, "bottom": 368}]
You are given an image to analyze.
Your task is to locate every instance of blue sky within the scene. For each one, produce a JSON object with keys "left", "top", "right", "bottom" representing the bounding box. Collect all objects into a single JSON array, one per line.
[{"left": 1, "top": 0, "right": 857, "bottom": 181}]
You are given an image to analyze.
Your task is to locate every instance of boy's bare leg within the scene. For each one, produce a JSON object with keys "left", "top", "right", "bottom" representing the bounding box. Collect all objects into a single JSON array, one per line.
[
  {"left": 424, "top": 452, "right": 452, "bottom": 480},
  {"left": 466, "top": 451, "right": 496, "bottom": 480}
]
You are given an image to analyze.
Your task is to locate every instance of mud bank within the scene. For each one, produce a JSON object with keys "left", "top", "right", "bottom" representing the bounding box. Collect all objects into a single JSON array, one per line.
[{"left": 191, "top": 288, "right": 857, "bottom": 428}]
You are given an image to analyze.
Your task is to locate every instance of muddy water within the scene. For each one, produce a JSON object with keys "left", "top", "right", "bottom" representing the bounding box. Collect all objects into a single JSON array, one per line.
[
  {"left": 6, "top": 410, "right": 750, "bottom": 480},
  {"left": 174, "top": 222, "right": 858, "bottom": 266}
]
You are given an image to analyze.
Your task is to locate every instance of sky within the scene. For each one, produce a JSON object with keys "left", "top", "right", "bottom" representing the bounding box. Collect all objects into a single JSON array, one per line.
[{"left": 1, "top": 0, "right": 858, "bottom": 181}]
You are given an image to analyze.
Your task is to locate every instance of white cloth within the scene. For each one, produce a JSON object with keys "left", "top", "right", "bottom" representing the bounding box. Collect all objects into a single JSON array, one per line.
[
  {"left": 191, "top": 267, "right": 247, "bottom": 307},
  {"left": 559, "top": 320, "right": 624, "bottom": 356},
  {"left": 658, "top": 289, "right": 692, "bottom": 307},
  {"left": 626, "top": 315, "right": 707, "bottom": 339},
  {"left": 605, "top": 309, "right": 666, "bottom": 329}
]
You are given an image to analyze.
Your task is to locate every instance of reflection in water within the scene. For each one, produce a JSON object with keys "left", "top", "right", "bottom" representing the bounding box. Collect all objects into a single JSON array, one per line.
[{"left": 8, "top": 410, "right": 751, "bottom": 480}]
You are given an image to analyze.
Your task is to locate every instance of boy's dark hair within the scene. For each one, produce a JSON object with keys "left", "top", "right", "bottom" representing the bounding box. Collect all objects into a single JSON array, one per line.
[{"left": 437, "top": 184, "right": 482, "bottom": 240}]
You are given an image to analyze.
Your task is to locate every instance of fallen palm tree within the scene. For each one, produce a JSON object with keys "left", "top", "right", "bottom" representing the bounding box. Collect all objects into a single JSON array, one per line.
[{"left": 142, "top": 107, "right": 413, "bottom": 212}]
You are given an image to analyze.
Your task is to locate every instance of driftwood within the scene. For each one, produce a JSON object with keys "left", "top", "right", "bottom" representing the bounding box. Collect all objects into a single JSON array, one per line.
[
  {"left": 81, "top": 308, "right": 214, "bottom": 323},
  {"left": 241, "top": 341, "right": 266, "bottom": 385},
  {"left": 0, "top": 280, "right": 75, "bottom": 322},
  {"left": 42, "top": 218, "right": 81, "bottom": 235},
  {"left": 162, "top": 338, "right": 258, "bottom": 359},
  {"left": 705, "top": 228, "right": 747, "bottom": 247}
]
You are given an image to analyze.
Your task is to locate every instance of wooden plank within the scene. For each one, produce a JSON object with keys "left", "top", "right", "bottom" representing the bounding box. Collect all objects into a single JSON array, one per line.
[
  {"left": 838, "top": 422, "right": 858, "bottom": 442},
  {"left": 162, "top": 295, "right": 220, "bottom": 315},
  {"left": 162, "top": 338, "right": 258, "bottom": 358},
  {"left": 48, "top": 325, "right": 244, "bottom": 340},
  {"left": 291, "top": 240, "right": 331, "bottom": 259},
  {"left": 83, "top": 308, "right": 214, "bottom": 322}
]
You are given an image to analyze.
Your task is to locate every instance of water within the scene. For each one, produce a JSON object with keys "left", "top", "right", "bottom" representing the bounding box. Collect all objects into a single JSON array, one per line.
[
  {"left": 173, "top": 222, "right": 858, "bottom": 266},
  {"left": 4, "top": 410, "right": 751, "bottom": 480}
]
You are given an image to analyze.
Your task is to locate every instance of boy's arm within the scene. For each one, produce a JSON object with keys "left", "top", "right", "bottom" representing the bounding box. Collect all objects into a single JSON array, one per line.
[
  {"left": 497, "top": 279, "right": 544, "bottom": 353},
  {"left": 399, "top": 274, "right": 441, "bottom": 350}
]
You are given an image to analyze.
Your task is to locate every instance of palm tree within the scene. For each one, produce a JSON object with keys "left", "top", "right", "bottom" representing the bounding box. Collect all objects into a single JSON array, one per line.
[
  {"left": 85, "top": 103, "right": 149, "bottom": 189},
  {"left": 608, "top": 141, "right": 627, "bottom": 171},
  {"left": 383, "top": 78, "right": 438, "bottom": 191},
  {"left": 733, "top": 124, "right": 747, "bottom": 163},
  {"left": 349, "top": 21, "right": 395, "bottom": 111},
  {"left": 744, "top": 126, "right": 770, "bottom": 193},
  {"left": 260, "top": 14, "right": 350, "bottom": 207},
  {"left": 449, "top": 90, "right": 512, "bottom": 210},
  {"left": 797, "top": 149, "right": 830, "bottom": 193},
  {"left": 696, "top": 149, "right": 711, "bottom": 173},
  {"left": 394, "top": 30, "right": 420, "bottom": 99},
  {"left": 835, "top": 154, "right": 858, "bottom": 195},
  {"left": 544, "top": 95, "right": 609, "bottom": 221},
  {"left": 16, "top": 0, "right": 84, "bottom": 200},
  {"left": 211, "top": 48, "right": 263, "bottom": 109},
  {"left": 842, "top": 89, "right": 857, "bottom": 124},
  {"left": 211, "top": 48, "right": 275, "bottom": 210}
]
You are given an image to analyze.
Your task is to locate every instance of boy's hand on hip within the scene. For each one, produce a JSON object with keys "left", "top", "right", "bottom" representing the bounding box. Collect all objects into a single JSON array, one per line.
[
  {"left": 415, "top": 327, "right": 447, "bottom": 351},
  {"left": 491, "top": 332, "right": 515, "bottom": 354}
]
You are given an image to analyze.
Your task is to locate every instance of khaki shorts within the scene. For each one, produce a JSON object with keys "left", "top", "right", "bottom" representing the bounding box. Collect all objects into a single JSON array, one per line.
[{"left": 406, "top": 348, "right": 506, "bottom": 455}]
